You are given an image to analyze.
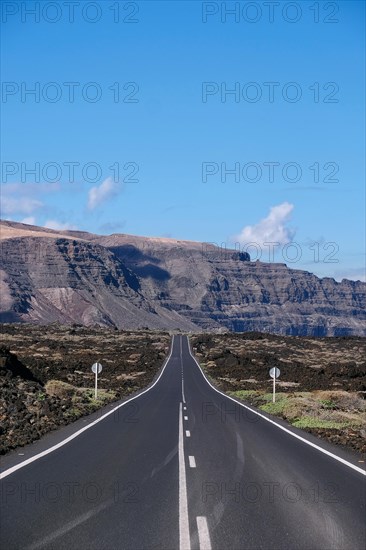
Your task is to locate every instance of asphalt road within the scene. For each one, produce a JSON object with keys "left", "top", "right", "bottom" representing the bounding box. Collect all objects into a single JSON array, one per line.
[{"left": 1, "top": 335, "right": 365, "bottom": 550}]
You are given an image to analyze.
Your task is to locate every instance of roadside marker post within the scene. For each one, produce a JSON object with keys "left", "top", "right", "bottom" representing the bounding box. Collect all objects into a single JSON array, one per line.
[
  {"left": 91, "top": 362, "right": 103, "bottom": 399},
  {"left": 269, "top": 367, "right": 280, "bottom": 403}
]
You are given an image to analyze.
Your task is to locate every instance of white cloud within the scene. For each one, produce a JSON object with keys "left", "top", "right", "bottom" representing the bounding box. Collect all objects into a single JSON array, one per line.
[
  {"left": 20, "top": 216, "right": 36, "bottom": 225},
  {"left": 87, "top": 177, "right": 119, "bottom": 210},
  {"left": 44, "top": 220, "right": 78, "bottom": 231},
  {"left": 235, "top": 202, "right": 295, "bottom": 247},
  {"left": 1, "top": 196, "right": 43, "bottom": 215},
  {"left": 1, "top": 182, "right": 59, "bottom": 218}
]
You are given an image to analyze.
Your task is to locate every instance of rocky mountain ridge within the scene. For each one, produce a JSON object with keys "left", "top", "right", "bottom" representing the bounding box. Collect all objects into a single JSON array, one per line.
[{"left": 0, "top": 220, "right": 365, "bottom": 335}]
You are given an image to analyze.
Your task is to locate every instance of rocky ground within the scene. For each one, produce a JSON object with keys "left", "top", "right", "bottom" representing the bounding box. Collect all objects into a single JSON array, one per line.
[
  {"left": 2, "top": 325, "right": 365, "bottom": 457},
  {"left": 0, "top": 324, "right": 170, "bottom": 454},
  {"left": 191, "top": 332, "right": 366, "bottom": 456}
]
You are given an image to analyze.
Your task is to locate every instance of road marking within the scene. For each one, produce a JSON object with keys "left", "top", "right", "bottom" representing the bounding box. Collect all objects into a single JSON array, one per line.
[
  {"left": 189, "top": 455, "right": 196, "bottom": 468},
  {"left": 186, "top": 430, "right": 191, "bottom": 437},
  {"left": 182, "top": 379, "right": 186, "bottom": 404},
  {"left": 180, "top": 335, "right": 186, "bottom": 404},
  {"left": 184, "top": 416, "right": 188, "bottom": 420},
  {"left": 0, "top": 337, "right": 177, "bottom": 480},
  {"left": 179, "top": 402, "right": 191, "bottom": 550},
  {"left": 196, "top": 516, "right": 212, "bottom": 550},
  {"left": 186, "top": 338, "right": 366, "bottom": 477},
  {"left": 184, "top": 406, "right": 187, "bottom": 410}
]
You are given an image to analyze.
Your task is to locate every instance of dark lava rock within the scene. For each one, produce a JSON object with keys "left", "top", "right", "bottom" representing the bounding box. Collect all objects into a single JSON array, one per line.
[{"left": 0, "top": 347, "right": 41, "bottom": 383}]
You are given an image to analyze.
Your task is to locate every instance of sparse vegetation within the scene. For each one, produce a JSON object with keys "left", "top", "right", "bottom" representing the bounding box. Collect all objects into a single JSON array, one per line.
[
  {"left": 228, "top": 389, "right": 259, "bottom": 399},
  {"left": 259, "top": 399, "right": 289, "bottom": 415},
  {"left": 227, "top": 388, "right": 365, "bottom": 453},
  {"left": 292, "top": 418, "right": 351, "bottom": 430},
  {"left": 320, "top": 399, "right": 337, "bottom": 410},
  {"left": 193, "top": 333, "right": 366, "bottom": 454},
  {"left": 0, "top": 325, "right": 170, "bottom": 454}
]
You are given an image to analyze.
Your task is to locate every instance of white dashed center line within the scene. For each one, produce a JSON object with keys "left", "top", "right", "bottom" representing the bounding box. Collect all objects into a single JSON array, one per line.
[{"left": 196, "top": 516, "right": 212, "bottom": 550}]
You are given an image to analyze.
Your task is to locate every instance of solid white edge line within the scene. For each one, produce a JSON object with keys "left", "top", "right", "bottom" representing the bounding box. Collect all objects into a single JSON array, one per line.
[
  {"left": 179, "top": 402, "right": 191, "bottom": 550},
  {"left": 188, "top": 455, "right": 196, "bottom": 468},
  {"left": 196, "top": 516, "right": 212, "bottom": 550},
  {"left": 187, "top": 338, "right": 366, "bottom": 477},
  {"left": 0, "top": 336, "right": 177, "bottom": 480}
]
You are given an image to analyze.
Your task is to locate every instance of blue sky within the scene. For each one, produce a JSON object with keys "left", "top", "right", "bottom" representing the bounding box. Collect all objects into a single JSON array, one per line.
[{"left": 1, "top": 0, "right": 365, "bottom": 281}]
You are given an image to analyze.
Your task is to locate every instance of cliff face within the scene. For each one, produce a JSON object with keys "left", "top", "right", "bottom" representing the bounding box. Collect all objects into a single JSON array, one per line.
[
  {"left": 0, "top": 234, "right": 197, "bottom": 331},
  {"left": 197, "top": 262, "right": 365, "bottom": 336},
  {"left": 96, "top": 234, "right": 366, "bottom": 336},
  {"left": 0, "top": 220, "right": 365, "bottom": 335}
]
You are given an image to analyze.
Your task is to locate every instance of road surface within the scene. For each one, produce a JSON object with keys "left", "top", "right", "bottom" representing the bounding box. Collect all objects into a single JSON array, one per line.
[{"left": 1, "top": 335, "right": 365, "bottom": 549}]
